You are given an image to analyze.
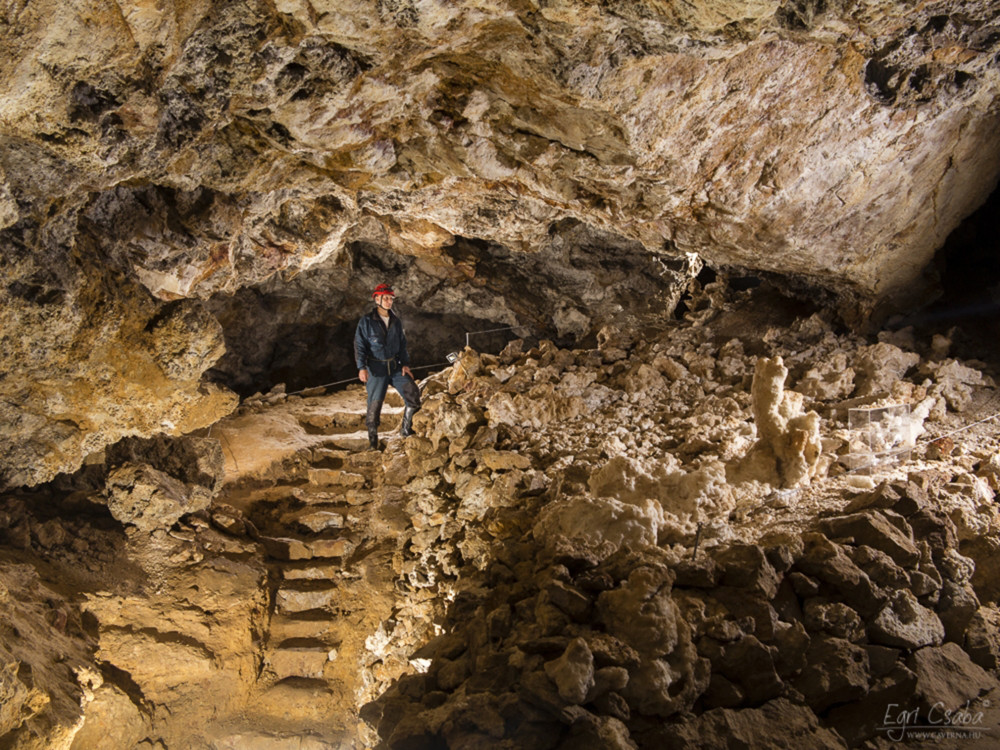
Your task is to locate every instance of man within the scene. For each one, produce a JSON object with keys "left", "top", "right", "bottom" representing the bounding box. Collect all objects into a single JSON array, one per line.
[{"left": 354, "top": 283, "right": 421, "bottom": 450}]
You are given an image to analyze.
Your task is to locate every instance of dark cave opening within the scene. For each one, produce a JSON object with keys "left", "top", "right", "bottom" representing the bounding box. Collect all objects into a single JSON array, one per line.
[
  {"left": 204, "top": 296, "right": 535, "bottom": 399},
  {"left": 201, "top": 228, "right": 686, "bottom": 398},
  {"left": 896, "top": 180, "right": 1000, "bottom": 366}
]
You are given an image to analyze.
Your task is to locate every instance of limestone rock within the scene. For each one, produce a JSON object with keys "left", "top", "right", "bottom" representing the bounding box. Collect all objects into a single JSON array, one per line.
[
  {"left": 533, "top": 496, "right": 663, "bottom": 561},
  {"left": 105, "top": 464, "right": 206, "bottom": 532},
  {"left": 854, "top": 343, "right": 921, "bottom": 397},
  {"left": 543, "top": 638, "right": 595, "bottom": 705},
  {"left": 706, "top": 634, "right": 784, "bottom": 705},
  {"left": 802, "top": 600, "right": 865, "bottom": 642},
  {"left": 937, "top": 580, "right": 981, "bottom": 643},
  {"left": 596, "top": 568, "right": 679, "bottom": 659},
  {"left": 649, "top": 698, "right": 845, "bottom": 749},
  {"left": 69, "top": 683, "right": 148, "bottom": 750},
  {"left": 965, "top": 607, "right": 1000, "bottom": 670},
  {"left": 870, "top": 590, "right": 946, "bottom": 649},
  {"left": 795, "top": 533, "right": 885, "bottom": 616},
  {"left": 794, "top": 353, "right": 855, "bottom": 401},
  {"left": 737, "top": 357, "right": 822, "bottom": 488},
  {"left": 818, "top": 511, "right": 919, "bottom": 567},
  {"left": 907, "top": 642, "right": 998, "bottom": 712},
  {"left": 268, "top": 648, "right": 330, "bottom": 681},
  {"left": 557, "top": 713, "right": 636, "bottom": 750},
  {"left": 922, "top": 359, "right": 987, "bottom": 412},
  {"left": 713, "top": 544, "right": 782, "bottom": 599},
  {"left": 792, "top": 636, "right": 870, "bottom": 713},
  {"left": 825, "top": 663, "right": 917, "bottom": 747}
]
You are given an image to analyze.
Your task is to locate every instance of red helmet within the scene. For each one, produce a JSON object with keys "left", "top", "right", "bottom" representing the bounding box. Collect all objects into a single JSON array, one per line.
[{"left": 372, "top": 283, "right": 395, "bottom": 298}]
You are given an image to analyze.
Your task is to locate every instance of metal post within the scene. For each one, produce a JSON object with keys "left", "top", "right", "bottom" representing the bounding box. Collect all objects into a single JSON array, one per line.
[{"left": 691, "top": 522, "right": 704, "bottom": 560}]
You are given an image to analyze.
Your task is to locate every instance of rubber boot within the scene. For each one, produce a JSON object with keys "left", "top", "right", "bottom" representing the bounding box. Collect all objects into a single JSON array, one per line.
[
  {"left": 366, "top": 395, "right": 384, "bottom": 450},
  {"left": 400, "top": 406, "right": 418, "bottom": 437}
]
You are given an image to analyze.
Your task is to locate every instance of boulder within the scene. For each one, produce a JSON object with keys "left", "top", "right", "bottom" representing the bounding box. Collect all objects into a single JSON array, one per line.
[
  {"left": 105, "top": 464, "right": 205, "bottom": 532},
  {"left": 596, "top": 568, "right": 679, "bottom": 658},
  {"left": 795, "top": 533, "right": 885, "bottom": 616},
  {"left": 936, "top": 581, "right": 981, "bottom": 643},
  {"left": 792, "top": 636, "right": 870, "bottom": 713},
  {"left": 802, "top": 600, "right": 865, "bottom": 642},
  {"left": 647, "top": 698, "right": 845, "bottom": 749},
  {"left": 907, "top": 642, "right": 998, "bottom": 712},
  {"left": 870, "top": 590, "right": 945, "bottom": 649},
  {"left": 556, "top": 712, "right": 637, "bottom": 750},
  {"left": 825, "top": 664, "right": 918, "bottom": 747},
  {"left": 543, "top": 638, "right": 595, "bottom": 705},
  {"left": 713, "top": 544, "right": 782, "bottom": 599},
  {"left": 819, "top": 511, "right": 919, "bottom": 566},
  {"left": 853, "top": 343, "right": 920, "bottom": 397},
  {"left": 964, "top": 607, "right": 1000, "bottom": 671}
]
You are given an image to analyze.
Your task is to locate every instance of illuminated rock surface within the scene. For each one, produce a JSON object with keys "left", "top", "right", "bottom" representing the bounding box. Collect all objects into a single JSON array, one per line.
[
  {"left": 2, "top": 1, "right": 1000, "bottom": 747},
  {"left": 2, "top": 0, "right": 999, "bottom": 486}
]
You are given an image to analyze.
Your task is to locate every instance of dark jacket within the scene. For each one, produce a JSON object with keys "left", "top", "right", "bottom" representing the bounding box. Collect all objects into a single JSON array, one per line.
[{"left": 354, "top": 308, "right": 410, "bottom": 377}]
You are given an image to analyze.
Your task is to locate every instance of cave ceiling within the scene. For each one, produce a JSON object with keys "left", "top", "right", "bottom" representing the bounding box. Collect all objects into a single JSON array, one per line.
[{"left": 1, "top": 0, "right": 999, "bottom": 488}]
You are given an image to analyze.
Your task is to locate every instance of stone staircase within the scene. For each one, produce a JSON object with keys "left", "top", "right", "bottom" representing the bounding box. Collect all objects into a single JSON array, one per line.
[
  {"left": 210, "top": 390, "right": 438, "bottom": 747},
  {"left": 293, "top": 393, "right": 406, "bottom": 453}
]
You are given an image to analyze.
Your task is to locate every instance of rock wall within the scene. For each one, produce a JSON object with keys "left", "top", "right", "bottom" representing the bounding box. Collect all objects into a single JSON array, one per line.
[{"left": 0, "top": 222, "right": 237, "bottom": 487}]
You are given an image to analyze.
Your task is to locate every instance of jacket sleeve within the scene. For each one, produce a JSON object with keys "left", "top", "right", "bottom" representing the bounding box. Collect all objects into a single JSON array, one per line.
[
  {"left": 397, "top": 322, "right": 410, "bottom": 367},
  {"left": 354, "top": 317, "right": 370, "bottom": 370}
]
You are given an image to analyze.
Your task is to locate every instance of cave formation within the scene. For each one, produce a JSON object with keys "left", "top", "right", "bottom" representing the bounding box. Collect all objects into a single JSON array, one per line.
[{"left": 2, "top": 1, "right": 1000, "bottom": 748}]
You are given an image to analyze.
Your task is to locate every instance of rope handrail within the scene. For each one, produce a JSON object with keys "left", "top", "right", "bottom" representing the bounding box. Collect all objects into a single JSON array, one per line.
[
  {"left": 281, "top": 360, "right": 454, "bottom": 398},
  {"left": 276, "top": 323, "right": 535, "bottom": 399},
  {"left": 465, "top": 325, "right": 531, "bottom": 348},
  {"left": 916, "top": 411, "right": 1000, "bottom": 445}
]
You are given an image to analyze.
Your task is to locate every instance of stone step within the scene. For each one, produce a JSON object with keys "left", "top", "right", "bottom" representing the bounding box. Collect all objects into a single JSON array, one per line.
[
  {"left": 269, "top": 617, "right": 338, "bottom": 644},
  {"left": 210, "top": 727, "right": 341, "bottom": 750},
  {"left": 281, "top": 563, "right": 344, "bottom": 582},
  {"left": 266, "top": 646, "right": 335, "bottom": 680},
  {"left": 281, "top": 488, "right": 351, "bottom": 507},
  {"left": 249, "top": 679, "right": 347, "bottom": 731},
  {"left": 308, "top": 448, "right": 352, "bottom": 467},
  {"left": 320, "top": 434, "right": 373, "bottom": 452},
  {"left": 307, "top": 468, "right": 367, "bottom": 488},
  {"left": 314, "top": 422, "right": 410, "bottom": 452},
  {"left": 262, "top": 536, "right": 357, "bottom": 561},
  {"left": 275, "top": 586, "right": 339, "bottom": 614},
  {"left": 279, "top": 509, "right": 345, "bottom": 533}
]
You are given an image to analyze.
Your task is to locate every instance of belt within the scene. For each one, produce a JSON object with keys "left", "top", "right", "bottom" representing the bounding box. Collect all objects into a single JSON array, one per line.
[{"left": 370, "top": 357, "right": 398, "bottom": 374}]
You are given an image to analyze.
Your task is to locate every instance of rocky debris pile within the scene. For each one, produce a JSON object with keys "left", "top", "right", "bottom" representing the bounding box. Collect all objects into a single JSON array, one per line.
[
  {"left": 364, "top": 480, "right": 1000, "bottom": 748},
  {"left": 358, "top": 291, "right": 1000, "bottom": 747}
]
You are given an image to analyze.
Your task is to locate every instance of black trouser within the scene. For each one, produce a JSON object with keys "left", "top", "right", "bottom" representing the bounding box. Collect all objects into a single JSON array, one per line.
[{"left": 365, "top": 369, "right": 421, "bottom": 432}]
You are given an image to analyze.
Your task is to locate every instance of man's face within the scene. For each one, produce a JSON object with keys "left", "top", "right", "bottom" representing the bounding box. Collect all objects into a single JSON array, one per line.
[{"left": 375, "top": 293, "right": 394, "bottom": 310}]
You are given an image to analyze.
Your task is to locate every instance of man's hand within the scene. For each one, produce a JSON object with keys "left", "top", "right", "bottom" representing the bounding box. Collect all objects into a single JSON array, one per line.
[
  {"left": 359, "top": 368, "right": 368, "bottom": 384},
  {"left": 402, "top": 366, "right": 414, "bottom": 379}
]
